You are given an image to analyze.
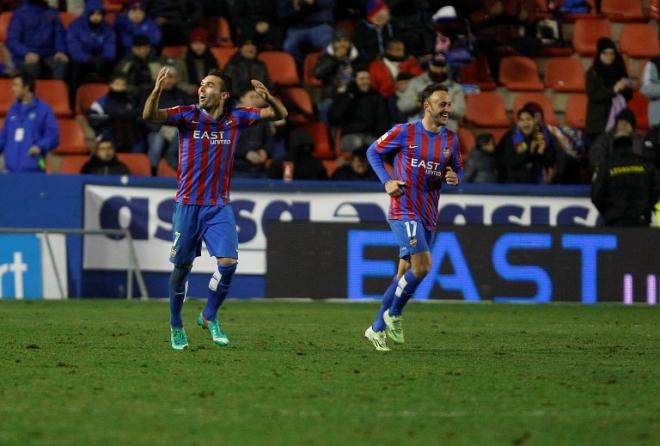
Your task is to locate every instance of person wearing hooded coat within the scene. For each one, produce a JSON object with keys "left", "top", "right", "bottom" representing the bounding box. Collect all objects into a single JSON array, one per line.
[{"left": 585, "top": 37, "right": 632, "bottom": 146}]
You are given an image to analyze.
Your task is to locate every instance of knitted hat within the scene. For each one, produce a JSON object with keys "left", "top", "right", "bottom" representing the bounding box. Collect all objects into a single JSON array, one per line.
[
  {"left": 615, "top": 107, "right": 636, "bottom": 129},
  {"left": 596, "top": 37, "right": 616, "bottom": 54},
  {"left": 189, "top": 27, "right": 209, "bottom": 45},
  {"left": 367, "top": 0, "right": 387, "bottom": 21}
]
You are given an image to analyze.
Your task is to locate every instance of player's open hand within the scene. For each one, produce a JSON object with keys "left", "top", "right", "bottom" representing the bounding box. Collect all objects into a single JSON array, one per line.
[
  {"left": 445, "top": 166, "right": 459, "bottom": 185},
  {"left": 154, "top": 67, "right": 169, "bottom": 93},
  {"left": 251, "top": 80, "right": 272, "bottom": 100},
  {"left": 385, "top": 179, "right": 406, "bottom": 197}
]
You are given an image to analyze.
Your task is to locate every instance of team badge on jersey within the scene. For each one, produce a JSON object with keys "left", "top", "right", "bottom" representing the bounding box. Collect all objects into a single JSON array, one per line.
[{"left": 409, "top": 237, "right": 418, "bottom": 247}]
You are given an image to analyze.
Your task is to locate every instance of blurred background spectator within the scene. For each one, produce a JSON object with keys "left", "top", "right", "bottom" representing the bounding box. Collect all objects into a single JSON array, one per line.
[
  {"left": 0, "top": 72, "right": 58, "bottom": 172},
  {"left": 228, "top": 0, "right": 284, "bottom": 52},
  {"left": 115, "top": 0, "right": 162, "bottom": 56},
  {"left": 353, "top": 0, "right": 399, "bottom": 63},
  {"left": 464, "top": 133, "right": 498, "bottom": 183},
  {"left": 233, "top": 88, "right": 276, "bottom": 178},
  {"left": 179, "top": 27, "right": 219, "bottom": 96},
  {"left": 81, "top": 135, "right": 130, "bottom": 175},
  {"left": 7, "top": 0, "right": 68, "bottom": 80},
  {"left": 586, "top": 38, "right": 632, "bottom": 147},
  {"left": 147, "top": 0, "right": 202, "bottom": 46},
  {"left": 223, "top": 37, "right": 274, "bottom": 99},
  {"left": 641, "top": 55, "right": 660, "bottom": 129},
  {"left": 114, "top": 35, "right": 166, "bottom": 97},
  {"left": 278, "top": 0, "right": 335, "bottom": 67},
  {"left": 329, "top": 68, "right": 389, "bottom": 154},
  {"left": 332, "top": 146, "right": 378, "bottom": 181}
]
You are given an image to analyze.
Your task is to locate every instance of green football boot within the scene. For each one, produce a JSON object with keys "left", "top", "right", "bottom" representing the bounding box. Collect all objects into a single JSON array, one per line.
[
  {"left": 383, "top": 310, "right": 404, "bottom": 344},
  {"left": 197, "top": 312, "right": 230, "bottom": 347},
  {"left": 364, "top": 326, "right": 390, "bottom": 352},
  {"left": 170, "top": 326, "right": 189, "bottom": 350}
]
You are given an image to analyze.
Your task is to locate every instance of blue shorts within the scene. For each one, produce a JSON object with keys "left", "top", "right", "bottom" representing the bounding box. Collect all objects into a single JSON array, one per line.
[
  {"left": 388, "top": 219, "right": 434, "bottom": 259},
  {"left": 170, "top": 203, "right": 238, "bottom": 265}
]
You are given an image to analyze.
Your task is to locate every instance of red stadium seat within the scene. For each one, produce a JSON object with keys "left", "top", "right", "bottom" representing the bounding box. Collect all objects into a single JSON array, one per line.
[
  {"left": 161, "top": 46, "right": 187, "bottom": 59},
  {"left": 53, "top": 119, "right": 87, "bottom": 155},
  {"left": 280, "top": 87, "right": 314, "bottom": 124},
  {"left": 0, "top": 12, "right": 12, "bottom": 43},
  {"left": 0, "top": 78, "right": 13, "bottom": 116},
  {"left": 601, "top": 0, "right": 645, "bottom": 22},
  {"left": 258, "top": 51, "right": 300, "bottom": 86},
  {"left": 36, "top": 80, "right": 72, "bottom": 118},
  {"left": 499, "top": 56, "right": 544, "bottom": 91},
  {"left": 512, "top": 93, "right": 559, "bottom": 126},
  {"left": 619, "top": 24, "right": 660, "bottom": 59},
  {"left": 465, "top": 92, "right": 510, "bottom": 127},
  {"left": 322, "top": 159, "right": 340, "bottom": 178},
  {"left": 75, "top": 83, "right": 109, "bottom": 115},
  {"left": 458, "top": 55, "right": 496, "bottom": 91},
  {"left": 544, "top": 57, "right": 586, "bottom": 92},
  {"left": 117, "top": 153, "right": 151, "bottom": 176},
  {"left": 51, "top": 155, "right": 89, "bottom": 174},
  {"left": 564, "top": 94, "right": 588, "bottom": 129},
  {"left": 628, "top": 91, "right": 649, "bottom": 130},
  {"left": 59, "top": 11, "right": 78, "bottom": 29},
  {"left": 457, "top": 127, "right": 476, "bottom": 161},
  {"left": 303, "top": 51, "right": 323, "bottom": 88},
  {"left": 210, "top": 47, "right": 237, "bottom": 69},
  {"left": 215, "top": 17, "right": 234, "bottom": 47},
  {"left": 572, "top": 19, "right": 612, "bottom": 56},
  {"left": 157, "top": 158, "right": 177, "bottom": 177},
  {"left": 300, "top": 121, "right": 333, "bottom": 160}
]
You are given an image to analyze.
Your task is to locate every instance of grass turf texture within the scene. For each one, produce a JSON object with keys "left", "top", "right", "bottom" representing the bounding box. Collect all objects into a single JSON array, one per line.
[{"left": 1, "top": 301, "right": 659, "bottom": 446}]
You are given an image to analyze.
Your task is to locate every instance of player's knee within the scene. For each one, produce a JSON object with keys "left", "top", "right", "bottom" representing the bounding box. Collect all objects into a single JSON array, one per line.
[
  {"left": 209, "top": 262, "right": 237, "bottom": 291},
  {"left": 170, "top": 264, "right": 191, "bottom": 292},
  {"left": 411, "top": 263, "right": 430, "bottom": 279}
]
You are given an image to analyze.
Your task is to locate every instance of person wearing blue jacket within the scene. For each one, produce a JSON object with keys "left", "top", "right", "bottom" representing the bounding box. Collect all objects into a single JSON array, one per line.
[
  {"left": 0, "top": 73, "right": 59, "bottom": 173},
  {"left": 67, "top": 0, "right": 117, "bottom": 104},
  {"left": 6, "top": 0, "right": 69, "bottom": 80},
  {"left": 114, "top": 0, "right": 162, "bottom": 56}
]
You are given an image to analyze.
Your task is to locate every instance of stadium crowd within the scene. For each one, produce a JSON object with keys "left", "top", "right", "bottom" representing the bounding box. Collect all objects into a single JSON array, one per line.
[{"left": 0, "top": 0, "right": 658, "bottom": 215}]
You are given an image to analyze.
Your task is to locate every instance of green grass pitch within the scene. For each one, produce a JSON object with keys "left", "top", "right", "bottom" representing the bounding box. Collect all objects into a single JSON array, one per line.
[{"left": 1, "top": 300, "right": 659, "bottom": 446}]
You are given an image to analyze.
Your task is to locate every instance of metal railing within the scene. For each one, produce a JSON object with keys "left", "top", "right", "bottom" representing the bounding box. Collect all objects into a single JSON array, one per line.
[{"left": 0, "top": 227, "right": 148, "bottom": 300}]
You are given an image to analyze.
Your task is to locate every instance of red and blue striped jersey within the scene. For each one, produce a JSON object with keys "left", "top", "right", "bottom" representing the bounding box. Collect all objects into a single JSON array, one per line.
[
  {"left": 166, "top": 105, "right": 261, "bottom": 206},
  {"left": 366, "top": 120, "right": 464, "bottom": 230}
]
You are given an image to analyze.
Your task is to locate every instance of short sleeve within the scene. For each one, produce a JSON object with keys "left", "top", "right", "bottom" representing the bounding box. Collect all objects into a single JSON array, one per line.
[
  {"left": 165, "top": 105, "right": 193, "bottom": 126},
  {"left": 372, "top": 125, "right": 404, "bottom": 155},
  {"left": 232, "top": 107, "right": 262, "bottom": 130}
]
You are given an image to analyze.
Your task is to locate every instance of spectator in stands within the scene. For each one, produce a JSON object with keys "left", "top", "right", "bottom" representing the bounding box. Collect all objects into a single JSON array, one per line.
[
  {"left": 67, "top": 0, "right": 117, "bottom": 105},
  {"left": 387, "top": 0, "right": 435, "bottom": 58},
  {"left": 229, "top": 0, "right": 284, "bottom": 51},
  {"left": 369, "top": 38, "right": 422, "bottom": 99},
  {"left": 641, "top": 56, "right": 660, "bottom": 129},
  {"left": 464, "top": 133, "right": 498, "bottom": 183},
  {"left": 353, "top": 0, "right": 399, "bottom": 63},
  {"left": 233, "top": 88, "right": 275, "bottom": 178},
  {"left": 313, "top": 30, "right": 362, "bottom": 125},
  {"left": 87, "top": 74, "right": 145, "bottom": 153},
  {"left": 142, "top": 66, "right": 192, "bottom": 174},
  {"left": 498, "top": 106, "right": 557, "bottom": 184},
  {"left": 147, "top": 0, "right": 202, "bottom": 46},
  {"left": 6, "top": 0, "right": 68, "bottom": 80},
  {"left": 277, "top": 0, "right": 335, "bottom": 66},
  {"left": 179, "top": 27, "right": 219, "bottom": 96},
  {"left": 0, "top": 72, "right": 58, "bottom": 173},
  {"left": 332, "top": 147, "right": 378, "bottom": 181},
  {"left": 81, "top": 135, "right": 130, "bottom": 175},
  {"left": 586, "top": 38, "right": 632, "bottom": 147},
  {"left": 396, "top": 51, "right": 465, "bottom": 132},
  {"left": 589, "top": 108, "right": 645, "bottom": 174},
  {"left": 115, "top": 35, "right": 165, "bottom": 96},
  {"left": 329, "top": 68, "right": 389, "bottom": 153},
  {"left": 223, "top": 37, "right": 274, "bottom": 99},
  {"left": 591, "top": 129, "right": 660, "bottom": 227},
  {"left": 469, "top": 0, "right": 539, "bottom": 82},
  {"left": 115, "top": 0, "right": 162, "bottom": 56},
  {"left": 285, "top": 126, "right": 328, "bottom": 180}
]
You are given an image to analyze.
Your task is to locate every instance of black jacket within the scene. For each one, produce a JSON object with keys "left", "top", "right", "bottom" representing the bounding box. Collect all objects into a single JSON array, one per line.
[
  {"left": 223, "top": 53, "right": 273, "bottom": 98},
  {"left": 329, "top": 84, "right": 389, "bottom": 136},
  {"left": 497, "top": 128, "right": 557, "bottom": 183},
  {"left": 591, "top": 141, "right": 660, "bottom": 226},
  {"left": 585, "top": 67, "right": 632, "bottom": 138},
  {"left": 353, "top": 20, "right": 398, "bottom": 63},
  {"left": 81, "top": 156, "right": 130, "bottom": 175}
]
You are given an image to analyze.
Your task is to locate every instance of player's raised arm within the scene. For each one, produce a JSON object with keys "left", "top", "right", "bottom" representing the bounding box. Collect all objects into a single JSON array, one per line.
[
  {"left": 142, "top": 67, "right": 169, "bottom": 124},
  {"left": 251, "top": 79, "right": 288, "bottom": 121}
]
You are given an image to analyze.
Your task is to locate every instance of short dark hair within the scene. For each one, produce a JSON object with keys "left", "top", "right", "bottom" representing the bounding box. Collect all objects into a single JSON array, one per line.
[
  {"left": 206, "top": 69, "right": 231, "bottom": 93},
  {"left": 419, "top": 83, "right": 448, "bottom": 105},
  {"left": 12, "top": 72, "right": 35, "bottom": 93}
]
